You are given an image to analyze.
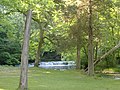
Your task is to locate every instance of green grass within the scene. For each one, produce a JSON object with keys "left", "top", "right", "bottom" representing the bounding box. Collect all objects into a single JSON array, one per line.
[{"left": 0, "top": 66, "right": 120, "bottom": 90}]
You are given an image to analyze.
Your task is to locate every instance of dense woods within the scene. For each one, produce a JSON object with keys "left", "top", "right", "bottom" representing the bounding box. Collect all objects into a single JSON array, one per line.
[
  {"left": 0, "top": 0, "right": 120, "bottom": 89},
  {"left": 0, "top": 0, "right": 120, "bottom": 71}
]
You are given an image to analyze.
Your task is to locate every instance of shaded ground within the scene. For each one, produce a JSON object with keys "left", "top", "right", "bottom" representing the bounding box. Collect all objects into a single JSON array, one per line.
[{"left": 100, "top": 68, "right": 120, "bottom": 80}]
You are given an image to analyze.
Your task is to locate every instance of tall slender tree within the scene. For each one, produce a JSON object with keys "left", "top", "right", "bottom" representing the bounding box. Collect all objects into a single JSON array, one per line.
[
  {"left": 88, "top": 0, "right": 94, "bottom": 76},
  {"left": 18, "top": 10, "right": 32, "bottom": 90}
]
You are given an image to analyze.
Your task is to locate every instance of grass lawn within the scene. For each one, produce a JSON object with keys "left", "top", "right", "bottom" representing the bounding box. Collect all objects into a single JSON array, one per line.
[{"left": 0, "top": 66, "right": 120, "bottom": 90}]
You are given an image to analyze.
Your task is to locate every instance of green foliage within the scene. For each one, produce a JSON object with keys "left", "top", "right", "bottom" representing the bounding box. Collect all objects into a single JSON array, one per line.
[
  {"left": 0, "top": 13, "right": 21, "bottom": 65},
  {"left": 0, "top": 52, "right": 10, "bottom": 65},
  {"left": 0, "top": 0, "right": 120, "bottom": 69},
  {"left": 0, "top": 38, "right": 21, "bottom": 65}
]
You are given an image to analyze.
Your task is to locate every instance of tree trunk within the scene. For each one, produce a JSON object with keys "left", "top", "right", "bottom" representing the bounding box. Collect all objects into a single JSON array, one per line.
[
  {"left": 88, "top": 0, "right": 94, "bottom": 76},
  {"left": 34, "top": 27, "right": 44, "bottom": 67},
  {"left": 18, "top": 10, "right": 32, "bottom": 90},
  {"left": 76, "top": 42, "right": 81, "bottom": 70}
]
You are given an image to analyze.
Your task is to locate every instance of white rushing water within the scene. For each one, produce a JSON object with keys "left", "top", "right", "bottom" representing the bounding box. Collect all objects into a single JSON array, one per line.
[{"left": 28, "top": 61, "right": 76, "bottom": 70}]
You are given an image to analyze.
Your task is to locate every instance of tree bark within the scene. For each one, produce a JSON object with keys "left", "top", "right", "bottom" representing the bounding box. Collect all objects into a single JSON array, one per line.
[
  {"left": 34, "top": 27, "right": 44, "bottom": 67},
  {"left": 88, "top": 0, "right": 94, "bottom": 76},
  {"left": 18, "top": 10, "right": 32, "bottom": 90}
]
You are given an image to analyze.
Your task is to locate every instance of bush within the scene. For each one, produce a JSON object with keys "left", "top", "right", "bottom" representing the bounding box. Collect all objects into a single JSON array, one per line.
[
  {"left": 0, "top": 52, "right": 11, "bottom": 65},
  {"left": 0, "top": 52, "right": 20, "bottom": 65}
]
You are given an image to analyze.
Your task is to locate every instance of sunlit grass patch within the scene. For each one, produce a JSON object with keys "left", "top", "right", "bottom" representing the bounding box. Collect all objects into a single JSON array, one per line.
[{"left": 0, "top": 66, "right": 120, "bottom": 90}]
